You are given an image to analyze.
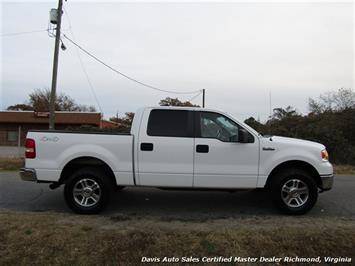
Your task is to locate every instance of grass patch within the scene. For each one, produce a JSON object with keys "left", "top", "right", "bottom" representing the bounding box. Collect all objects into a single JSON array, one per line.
[
  {"left": 0, "top": 211, "right": 354, "bottom": 265},
  {"left": 200, "top": 239, "right": 216, "bottom": 254},
  {"left": 0, "top": 157, "right": 24, "bottom": 171},
  {"left": 334, "top": 164, "right": 355, "bottom": 175}
]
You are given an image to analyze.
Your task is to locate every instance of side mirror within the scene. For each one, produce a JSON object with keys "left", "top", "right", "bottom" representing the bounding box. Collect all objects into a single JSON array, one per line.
[{"left": 238, "top": 128, "right": 254, "bottom": 143}]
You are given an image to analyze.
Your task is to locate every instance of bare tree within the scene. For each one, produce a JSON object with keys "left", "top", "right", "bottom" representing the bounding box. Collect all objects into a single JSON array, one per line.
[
  {"left": 7, "top": 88, "right": 97, "bottom": 112},
  {"left": 159, "top": 97, "right": 200, "bottom": 107},
  {"left": 309, "top": 88, "right": 355, "bottom": 113},
  {"left": 6, "top": 103, "right": 33, "bottom": 111}
]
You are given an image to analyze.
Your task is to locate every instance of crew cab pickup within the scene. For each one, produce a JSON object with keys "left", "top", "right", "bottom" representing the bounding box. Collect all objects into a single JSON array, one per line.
[{"left": 20, "top": 107, "right": 333, "bottom": 214}]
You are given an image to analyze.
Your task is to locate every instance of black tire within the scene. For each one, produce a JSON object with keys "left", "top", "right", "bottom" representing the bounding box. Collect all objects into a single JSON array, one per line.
[
  {"left": 64, "top": 167, "right": 112, "bottom": 214},
  {"left": 270, "top": 168, "right": 318, "bottom": 215}
]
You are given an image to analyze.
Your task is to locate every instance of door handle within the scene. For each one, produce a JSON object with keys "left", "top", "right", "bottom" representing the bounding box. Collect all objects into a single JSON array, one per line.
[
  {"left": 262, "top": 147, "right": 275, "bottom": 151},
  {"left": 196, "top": 144, "right": 209, "bottom": 153},
  {"left": 141, "top": 143, "right": 154, "bottom": 151}
]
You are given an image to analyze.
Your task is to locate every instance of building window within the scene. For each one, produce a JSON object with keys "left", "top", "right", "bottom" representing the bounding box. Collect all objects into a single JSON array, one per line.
[{"left": 7, "top": 131, "right": 18, "bottom": 142}]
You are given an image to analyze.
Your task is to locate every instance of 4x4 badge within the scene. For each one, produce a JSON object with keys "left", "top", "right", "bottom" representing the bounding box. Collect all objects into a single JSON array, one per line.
[{"left": 40, "top": 136, "right": 59, "bottom": 142}]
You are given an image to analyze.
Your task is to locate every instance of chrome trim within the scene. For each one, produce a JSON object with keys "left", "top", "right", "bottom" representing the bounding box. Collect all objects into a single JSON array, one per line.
[
  {"left": 320, "top": 174, "right": 334, "bottom": 191},
  {"left": 19, "top": 168, "right": 37, "bottom": 182}
]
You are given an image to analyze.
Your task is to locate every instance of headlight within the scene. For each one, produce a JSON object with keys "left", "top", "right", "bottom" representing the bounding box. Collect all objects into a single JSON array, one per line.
[{"left": 321, "top": 149, "right": 329, "bottom": 161}]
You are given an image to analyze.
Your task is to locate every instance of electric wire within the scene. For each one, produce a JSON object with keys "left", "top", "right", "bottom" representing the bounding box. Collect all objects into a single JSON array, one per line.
[
  {"left": 1, "top": 29, "right": 48, "bottom": 37},
  {"left": 187, "top": 90, "right": 203, "bottom": 103},
  {"left": 63, "top": 6, "right": 103, "bottom": 114},
  {"left": 62, "top": 34, "right": 202, "bottom": 95}
]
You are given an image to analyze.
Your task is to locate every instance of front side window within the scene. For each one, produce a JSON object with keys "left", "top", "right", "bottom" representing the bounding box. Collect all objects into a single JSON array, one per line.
[
  {"left": 147, "top": 109, "right": 192, "bottom": 137},
  {"left": 199, "top": 112, "right": 240, "bottom": 142}
]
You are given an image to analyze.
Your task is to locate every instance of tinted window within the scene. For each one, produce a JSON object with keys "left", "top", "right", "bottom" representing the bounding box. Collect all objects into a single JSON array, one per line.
[{"left": 147, "top": 110, "right": 192, "bottom": 137}]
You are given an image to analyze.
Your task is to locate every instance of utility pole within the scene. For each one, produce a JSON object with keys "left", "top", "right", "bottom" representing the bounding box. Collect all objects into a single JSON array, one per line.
[
  {"left": 49, "top": 0, "right": 64, "bottom": 129},
  {"left": 202, "top": 89, "right": 205, "bottom": 108},
  {"left": 269, "top": 90, "right": 272, "bottom": 119}
]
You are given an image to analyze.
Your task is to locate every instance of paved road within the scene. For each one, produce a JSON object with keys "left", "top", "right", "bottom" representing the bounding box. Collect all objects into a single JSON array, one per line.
[{"left": 0, "top": 172, "right": 354, "bottom": 219}]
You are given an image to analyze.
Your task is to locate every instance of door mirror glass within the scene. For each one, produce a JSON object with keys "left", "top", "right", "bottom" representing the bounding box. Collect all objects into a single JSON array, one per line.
[
  {"left": 229, "top": 134, "right": 238, "bottom": 142},
  {"left": 238, "top": 128, "right": 254, "bottom": 143}
]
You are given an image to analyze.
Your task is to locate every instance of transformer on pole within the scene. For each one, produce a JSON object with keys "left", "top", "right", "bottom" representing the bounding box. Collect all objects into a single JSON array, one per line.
[{"left": 49, "top": 0, "right": 64, "bottom": 129}]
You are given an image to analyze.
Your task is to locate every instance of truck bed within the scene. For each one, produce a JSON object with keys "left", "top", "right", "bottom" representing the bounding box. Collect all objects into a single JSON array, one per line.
[{"left": 25, "top": 130, "right": 134, "bottom": 185}]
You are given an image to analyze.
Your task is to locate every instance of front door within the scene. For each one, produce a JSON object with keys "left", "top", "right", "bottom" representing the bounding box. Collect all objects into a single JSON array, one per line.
[
  {"left": 193, "top": 111, "right": 259, "bottom": 188},
  {"left": 137, "top": 109, "right": 194, "bottom": 187}
]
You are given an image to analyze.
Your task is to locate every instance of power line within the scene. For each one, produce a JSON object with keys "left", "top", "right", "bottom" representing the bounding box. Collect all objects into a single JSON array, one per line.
[
  {"left": 63, "top": 6, "right": 103, "bottom": 114},
  {"left": 62, "top": 34, "right": 202, "bottom": 95},
  {"left": 1, "top": 29, "right": 48, "bottom": 37},
  {"left": 187, "top": 91, "right": 203, "bottom": 102}
]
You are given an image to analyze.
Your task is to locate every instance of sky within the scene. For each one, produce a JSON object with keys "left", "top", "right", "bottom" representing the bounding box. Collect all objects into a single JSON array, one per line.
[{"left": 0, "top": 0, "right": 353, "bottom": 121}]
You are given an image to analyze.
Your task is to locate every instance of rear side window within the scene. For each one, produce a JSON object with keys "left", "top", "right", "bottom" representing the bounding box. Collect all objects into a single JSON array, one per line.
[{"left": 147, "top": 110, "right": 192, "bottom": 137}]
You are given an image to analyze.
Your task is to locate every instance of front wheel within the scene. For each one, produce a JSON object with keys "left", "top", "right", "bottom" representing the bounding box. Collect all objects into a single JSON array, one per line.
[
  {"left": 64, "top": 167, "right": 111, "bottom": 214},
  {"left": 270, "top": 168, "right": 318, "bottom": 215}
]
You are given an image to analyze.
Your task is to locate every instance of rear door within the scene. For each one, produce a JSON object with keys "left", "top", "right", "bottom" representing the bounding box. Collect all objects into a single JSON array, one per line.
[
  {"left": 193, "top": 111, "right": 259, "bottom": 188},
  {"left": 137, "top": 109, "right": 194, "bottom": 187}
]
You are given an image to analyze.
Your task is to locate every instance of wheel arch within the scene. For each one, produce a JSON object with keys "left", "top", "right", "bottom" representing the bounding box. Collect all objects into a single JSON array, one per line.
[
  {"left": 59, "top": 156, "right": 116, "bottom": 186},
  {"left": 265, "top": 160, "right": 321, "bottom": 189}
]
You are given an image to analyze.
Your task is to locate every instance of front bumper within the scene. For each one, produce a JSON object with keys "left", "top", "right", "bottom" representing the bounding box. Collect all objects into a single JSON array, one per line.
[
  {"left": 19, "top": 168, "right": 37, "bottom": 182},
  {"left": 320, "top": 174, "right": 334, "bottom": 191}
]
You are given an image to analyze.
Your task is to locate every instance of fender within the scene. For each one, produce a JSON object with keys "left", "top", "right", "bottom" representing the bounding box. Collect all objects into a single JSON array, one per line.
[
  {"left": 257, "top": 147, "right": 323, "bottom": 187},
  {"left": 58, "top": 144, "right": 119, "bottom": 172}
]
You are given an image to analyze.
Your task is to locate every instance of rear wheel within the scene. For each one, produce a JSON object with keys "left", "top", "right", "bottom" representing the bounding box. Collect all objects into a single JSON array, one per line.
[
  {"left": 270, "top": 168, "right": 318, "bottom": 215},
  {"left": 64, "top": 167, "right": 112, "bottom": 214}
]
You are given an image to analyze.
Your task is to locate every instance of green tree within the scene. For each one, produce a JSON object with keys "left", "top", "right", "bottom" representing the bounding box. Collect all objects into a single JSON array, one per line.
[
  {"left": 244, "top": 117, "right": 265, "bottom": 132},
  {"left": 272, "top": 106, "right": 299, "bottom": 120}
]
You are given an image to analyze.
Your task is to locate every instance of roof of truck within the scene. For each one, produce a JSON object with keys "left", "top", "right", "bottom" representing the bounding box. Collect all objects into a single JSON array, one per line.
[{"left": 144, "top": 106, "right": 220, "bottom": 112}]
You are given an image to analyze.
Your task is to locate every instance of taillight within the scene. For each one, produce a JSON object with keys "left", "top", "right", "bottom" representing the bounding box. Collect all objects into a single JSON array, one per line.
[{"left": 25, "top": 138, "right": 36, "bottom": 158}]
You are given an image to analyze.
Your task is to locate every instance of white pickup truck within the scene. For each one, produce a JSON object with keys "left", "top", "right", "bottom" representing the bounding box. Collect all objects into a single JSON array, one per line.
[{"left": 20, "top": 107, "right": 333, "bottom": 214}]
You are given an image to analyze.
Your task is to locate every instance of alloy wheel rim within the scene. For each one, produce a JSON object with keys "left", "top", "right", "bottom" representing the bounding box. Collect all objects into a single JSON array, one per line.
[
  {"left": 73, "top": 178, "right": 101, "bottom": 207},
  {"left": 281, "top": 179, "right": 309, "bottom": 208}
]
